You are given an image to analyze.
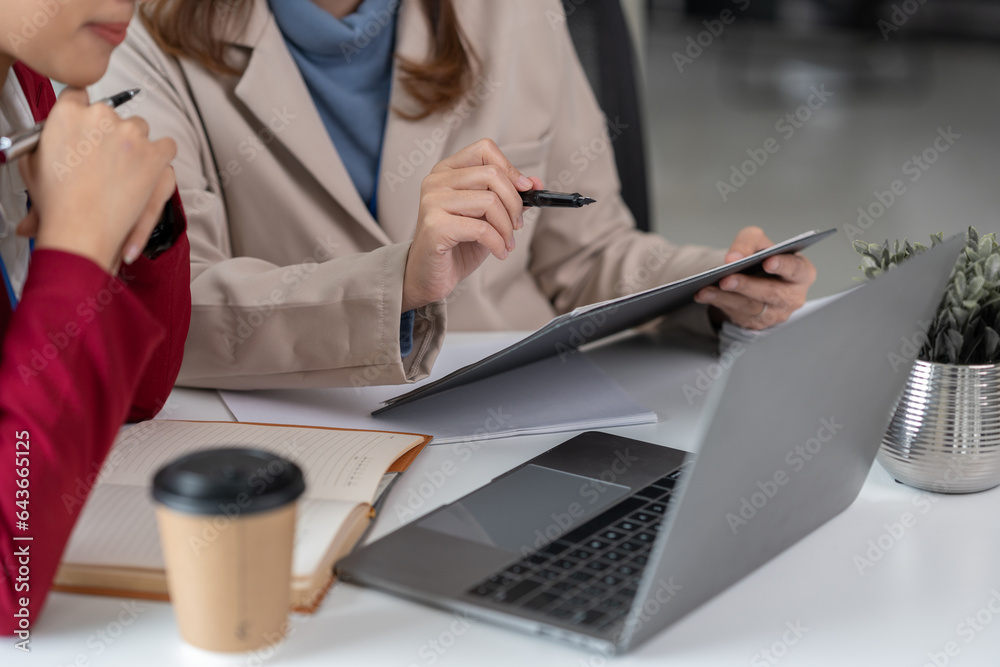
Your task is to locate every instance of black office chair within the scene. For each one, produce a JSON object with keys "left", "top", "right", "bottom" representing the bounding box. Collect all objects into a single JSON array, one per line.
[{"left": 563, "top": 0, "right": 652, "bottom": 232}]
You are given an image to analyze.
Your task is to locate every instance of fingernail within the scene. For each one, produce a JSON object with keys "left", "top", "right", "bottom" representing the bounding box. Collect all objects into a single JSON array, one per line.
[
  {"left": 518, "top": 176, "right": 532, "bottom": 189},
  {"left": 767, "top": 258, "right": 780, "bottom": 272},
  {"left": 698, "top": 290, "right": 715, "bottom": 302},
  {"left": 517, "top": 214, "right": 524, "bottom": 230},
  {"left": 721, "top": 277, "right": 737, "bottom": 290},
  {"left": 123, "top": 244, "right": 142, "bottom": 265},
  {"left": 726, "top": 252, "right": 744, "bottom": 262},
  {"left": 508, "top": 237, "right": 516, "bottom": 252}
]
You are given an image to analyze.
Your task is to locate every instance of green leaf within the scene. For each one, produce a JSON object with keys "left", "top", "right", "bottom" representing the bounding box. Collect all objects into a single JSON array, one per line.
[
  {"left": 987, "top": 254, "right": 1000, "bottom": 282},
  {"left": 852, "top": 227, "right": 1000, "bottom": 363},
  {"left": 983, "top": 327, "right": 1000, "bottom": 362},
  {"left": 952, "top": 305, "right": 970, "bottom": 329},
  {"left": 968, "top": 275, "right": 986, "bottom": 299},
  {"left": 981, "top": 235, "right": 994, "bottom": 257},
  {"left": 954, "top": 270, "right": 967, "bottom": 296},
  {"left": 945, "top": 329, "right": 964, "bottom": 364}
]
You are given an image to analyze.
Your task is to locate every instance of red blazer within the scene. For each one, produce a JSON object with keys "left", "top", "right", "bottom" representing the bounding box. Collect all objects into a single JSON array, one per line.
[{"left": 0, "top": 64, "right": 191, "bottom": 638}]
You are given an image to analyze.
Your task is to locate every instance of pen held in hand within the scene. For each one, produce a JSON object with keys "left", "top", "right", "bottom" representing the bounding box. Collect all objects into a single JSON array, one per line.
[
  {"left": 0, "top": 88, "right": 141, "bottom": 165},
  {"left": 0, "top": 88, "right": 177, "bottom": 261},
  {"left": 520, "top": 190, "right": 596, "bottom": 208}
]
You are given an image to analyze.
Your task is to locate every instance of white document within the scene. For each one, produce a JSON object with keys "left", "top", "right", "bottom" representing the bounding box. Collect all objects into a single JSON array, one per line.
[{"left": 220, "top": 334, "right": 656, "bottom": 444}]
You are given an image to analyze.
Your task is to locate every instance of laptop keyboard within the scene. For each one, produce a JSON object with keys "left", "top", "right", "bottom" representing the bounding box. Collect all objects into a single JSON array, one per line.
[{"left": 465, "top": 466, "right": 687, "bottom": 631}]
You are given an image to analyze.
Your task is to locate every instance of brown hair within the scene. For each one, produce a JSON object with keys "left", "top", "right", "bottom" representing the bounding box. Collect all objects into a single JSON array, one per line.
[{"left": 140, "top": 0, "right": 477, "bottom": 120}]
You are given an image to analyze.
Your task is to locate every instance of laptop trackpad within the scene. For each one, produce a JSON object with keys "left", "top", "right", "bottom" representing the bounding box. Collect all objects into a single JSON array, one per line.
[{"left": 418, "top": 464, "right": 631, "bottom": 555}]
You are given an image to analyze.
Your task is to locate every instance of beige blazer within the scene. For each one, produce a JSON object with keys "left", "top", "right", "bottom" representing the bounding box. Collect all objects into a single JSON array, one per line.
[{"left": 94, "top": 0, "right": 726, "bottom": 390}]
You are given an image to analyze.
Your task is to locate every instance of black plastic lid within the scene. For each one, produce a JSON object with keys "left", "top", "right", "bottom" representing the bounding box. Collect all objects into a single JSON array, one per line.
[{"left": 152, "top": 448, "right": 305, "bottom": 516}]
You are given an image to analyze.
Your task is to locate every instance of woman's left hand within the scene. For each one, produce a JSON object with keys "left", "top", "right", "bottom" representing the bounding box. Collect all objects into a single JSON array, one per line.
[{"left": 693, "top": 226, "right": 817, "bottom": 330}]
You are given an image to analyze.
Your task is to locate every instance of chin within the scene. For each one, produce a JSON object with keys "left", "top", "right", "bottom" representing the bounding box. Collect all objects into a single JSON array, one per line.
[{"left": 52, "top": 58, "right": 112, "bottom": 89}]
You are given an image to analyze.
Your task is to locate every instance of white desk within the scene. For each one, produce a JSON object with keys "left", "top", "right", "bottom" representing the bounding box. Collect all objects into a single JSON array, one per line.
[{"left": 8, "top": 333, "right": 1000, "bottom": 666}]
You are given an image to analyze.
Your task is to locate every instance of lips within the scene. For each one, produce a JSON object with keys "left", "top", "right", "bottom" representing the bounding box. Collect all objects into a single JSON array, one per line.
[{"left": 87, "top": 22, "right": 130, "bottom": 47}]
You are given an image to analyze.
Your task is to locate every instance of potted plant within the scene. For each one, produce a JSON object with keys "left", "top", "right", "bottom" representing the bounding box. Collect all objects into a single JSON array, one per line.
[{"left": 854, "top": 227, "right": 1000, "bottom": 493}]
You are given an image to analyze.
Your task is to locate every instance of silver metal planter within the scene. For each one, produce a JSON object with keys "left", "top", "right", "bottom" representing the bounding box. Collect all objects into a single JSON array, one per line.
[{"left": 879, "top": 359, "right": 1000, "bottom": 493}]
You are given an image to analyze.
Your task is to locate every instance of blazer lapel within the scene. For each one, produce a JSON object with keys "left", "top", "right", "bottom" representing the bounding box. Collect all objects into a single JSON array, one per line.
[
  {"left": 231, "top": 0, "right": 391, "bottom": 245},
  {"left": 377, "top": 0, "right": 456, "bottom": 243}
]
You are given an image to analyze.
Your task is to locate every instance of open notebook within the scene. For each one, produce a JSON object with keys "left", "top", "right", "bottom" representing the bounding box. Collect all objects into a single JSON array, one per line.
[{"left": 54, "top": 420, "right": 430, "bottom": 613}]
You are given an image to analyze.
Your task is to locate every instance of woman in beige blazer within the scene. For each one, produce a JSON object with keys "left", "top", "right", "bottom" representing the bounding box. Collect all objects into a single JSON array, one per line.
[{"left": 93, "top": 0, "right": 816, "bottom": 390}]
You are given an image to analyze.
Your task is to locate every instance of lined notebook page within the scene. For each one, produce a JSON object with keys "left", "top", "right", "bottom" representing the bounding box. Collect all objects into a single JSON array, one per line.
[
  {"left": 102, "top": 421, "right": 425, "bottom": 504},
  {"left": 65, "top": 485, "right": 165, "bottom": 568},
  {"left": 65, "top": 486, "right": 355, "bottom": 579}
]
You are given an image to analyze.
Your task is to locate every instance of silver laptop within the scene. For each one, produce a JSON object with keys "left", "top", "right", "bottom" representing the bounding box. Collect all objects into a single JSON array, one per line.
[{"left": 337, "top": 235, "right": 962, "bottom": 655}]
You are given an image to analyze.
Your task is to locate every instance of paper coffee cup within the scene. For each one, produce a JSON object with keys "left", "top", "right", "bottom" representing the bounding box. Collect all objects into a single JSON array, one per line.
[{"left": 152, "top": 448, "right": 305, "bottom": 653}]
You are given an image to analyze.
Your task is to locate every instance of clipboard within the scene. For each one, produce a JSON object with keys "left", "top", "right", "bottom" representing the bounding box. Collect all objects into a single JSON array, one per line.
[{"left": 374, "top": 228, "right": 836, "bottom": 415}]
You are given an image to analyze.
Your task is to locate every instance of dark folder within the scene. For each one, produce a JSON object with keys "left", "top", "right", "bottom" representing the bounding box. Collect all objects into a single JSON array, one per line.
[{"left": 373, "top": 229, "right": 835, "bottom": 415}]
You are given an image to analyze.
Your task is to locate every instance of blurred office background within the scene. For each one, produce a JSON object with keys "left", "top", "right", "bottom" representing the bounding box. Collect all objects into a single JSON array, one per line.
[{"left": 620, "top": 0, "right": 1000, "bottom": 298}]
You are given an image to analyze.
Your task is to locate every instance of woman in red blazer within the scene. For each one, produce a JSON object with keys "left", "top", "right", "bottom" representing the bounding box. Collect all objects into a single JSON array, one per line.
[{"left": 0, "top": 1, "right": 190, "bottom": 639}]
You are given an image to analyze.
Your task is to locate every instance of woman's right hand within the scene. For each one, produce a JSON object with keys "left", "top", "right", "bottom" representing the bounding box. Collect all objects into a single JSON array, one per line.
[
  {"left": 16, "top": 88, "right": 177, "bottom": 274},
  {"left": 401, "top": 139, "right": 542, "bottom": 312}
]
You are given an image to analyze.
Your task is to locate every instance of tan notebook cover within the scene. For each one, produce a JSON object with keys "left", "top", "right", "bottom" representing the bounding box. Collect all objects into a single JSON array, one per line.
[{"left": 54, "top": 420, "right": 431, "bottom": 613}]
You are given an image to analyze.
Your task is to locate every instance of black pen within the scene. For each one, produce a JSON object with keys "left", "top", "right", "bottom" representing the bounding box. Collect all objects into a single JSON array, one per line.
[
  {"left": 0, "top": 87, "right": 176, "bottom": 261},
  {"left": 0, "top": 88, "right": 141, "bottom": 164},
  {"left": 520, "top": 190, "right": 596, "bottom": 208}
]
